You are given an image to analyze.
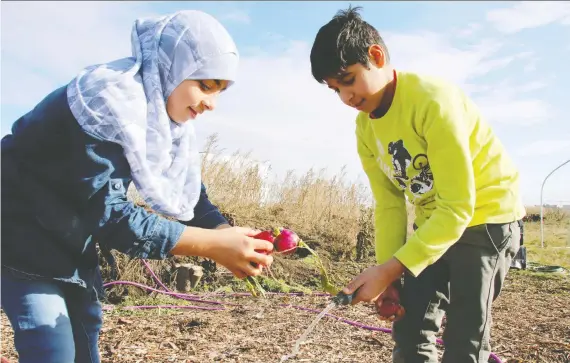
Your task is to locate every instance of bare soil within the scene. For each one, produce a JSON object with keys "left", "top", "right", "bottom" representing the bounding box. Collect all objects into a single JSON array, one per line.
[{"left": 2, "top": 270, "right": 569, "bottom": 363}]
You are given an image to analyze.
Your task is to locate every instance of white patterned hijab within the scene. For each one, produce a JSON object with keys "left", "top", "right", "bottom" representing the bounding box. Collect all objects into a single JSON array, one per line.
[{"left": 67, "top": 10, "right": 239, "bottom": 221}]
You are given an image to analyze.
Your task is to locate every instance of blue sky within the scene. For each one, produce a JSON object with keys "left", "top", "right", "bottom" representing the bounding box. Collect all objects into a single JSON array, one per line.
[{"left": 2, "top": 1, "right": 569, "bottom": 206}]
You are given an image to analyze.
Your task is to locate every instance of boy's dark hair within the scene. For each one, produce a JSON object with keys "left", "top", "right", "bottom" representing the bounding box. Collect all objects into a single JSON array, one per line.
[{"left": 310, "top": 5, "right": 390, "bottom": 84}]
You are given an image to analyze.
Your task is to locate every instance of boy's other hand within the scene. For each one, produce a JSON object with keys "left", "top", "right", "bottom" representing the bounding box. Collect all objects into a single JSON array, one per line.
[
  {"left": 342, "top": 258, "right": 405, "bottom": 305},
  {"left": 375, "top": 284, "right": 406, "bottom": 322}
]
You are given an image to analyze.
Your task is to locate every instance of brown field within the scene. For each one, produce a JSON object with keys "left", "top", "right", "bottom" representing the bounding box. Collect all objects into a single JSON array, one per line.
[{"left": 2, "top": 136, "right": 569, "bottom": 362}]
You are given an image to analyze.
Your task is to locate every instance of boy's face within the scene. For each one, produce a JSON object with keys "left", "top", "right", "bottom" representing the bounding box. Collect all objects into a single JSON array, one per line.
[
  {"left": 324, "top": 45, "right": 390, "bottom": 114},
  {"left": 167, "top": 79, "right": 228, "bottom": 124}
]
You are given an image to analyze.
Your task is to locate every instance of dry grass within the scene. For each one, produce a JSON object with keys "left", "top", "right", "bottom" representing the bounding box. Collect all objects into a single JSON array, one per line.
[
  {"left": 104, "top": 134, "right": 569, "bottom": 298},
  {"left": 107, "top": 135, "right": 378, "bottom": 297},
  {"left": 200, "top": 134, "right": 369, "bottom": 254}
]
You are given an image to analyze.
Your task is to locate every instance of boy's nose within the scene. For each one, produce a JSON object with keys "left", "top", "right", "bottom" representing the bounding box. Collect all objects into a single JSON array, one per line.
[{"left": 339, "top": 89, "right": 354, "bottom": 106}]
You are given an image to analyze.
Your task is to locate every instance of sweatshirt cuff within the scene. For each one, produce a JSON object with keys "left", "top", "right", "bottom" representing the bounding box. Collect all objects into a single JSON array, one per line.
[{"left": 392, "top": 237, "right": 432, "bottom": 277}]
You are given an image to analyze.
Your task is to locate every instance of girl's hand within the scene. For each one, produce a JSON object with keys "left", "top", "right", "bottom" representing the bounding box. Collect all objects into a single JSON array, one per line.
[
  {"left": 170, "top": 225, "right": 273, "bottom": 279},
  {"left": 205, "top": 226, "right": 274, "bottom": 279}
]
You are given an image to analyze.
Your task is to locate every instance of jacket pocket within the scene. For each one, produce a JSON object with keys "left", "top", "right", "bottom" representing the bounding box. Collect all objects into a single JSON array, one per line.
[{"left": 22, "top": 175, "right": 89, "bottom": 257}]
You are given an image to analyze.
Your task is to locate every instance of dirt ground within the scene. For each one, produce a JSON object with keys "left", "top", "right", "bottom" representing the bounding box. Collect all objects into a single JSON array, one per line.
[{"left": 2, "top": 270, "right": 569, "bottom": 363}]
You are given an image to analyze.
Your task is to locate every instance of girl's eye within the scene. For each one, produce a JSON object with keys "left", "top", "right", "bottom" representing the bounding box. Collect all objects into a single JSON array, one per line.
[
  {"left": 199, "top": 81, "right": 212, "bottom": 91},
  {"left": 342, "top": 76, "right": 355, "bottom": 85}
]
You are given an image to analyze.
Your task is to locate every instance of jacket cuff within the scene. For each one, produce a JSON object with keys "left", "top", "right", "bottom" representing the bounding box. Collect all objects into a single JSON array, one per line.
[{"left": 138, "top": 218, "right": 185, "bottom": 260}]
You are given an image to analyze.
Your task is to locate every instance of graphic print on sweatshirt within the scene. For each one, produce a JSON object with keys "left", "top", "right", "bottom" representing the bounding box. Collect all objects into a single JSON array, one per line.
[
  {"left": 387, "top": 140, "right": 411, "bottom": 189},
  {"left": 386, "top": 139, "right": 434, "bottom": 199}
]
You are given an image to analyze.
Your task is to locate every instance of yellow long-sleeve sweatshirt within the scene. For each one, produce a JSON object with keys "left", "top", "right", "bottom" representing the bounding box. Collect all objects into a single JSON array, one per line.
[{"left": 356, "top": 70, "right": 526, "bottom": 277}]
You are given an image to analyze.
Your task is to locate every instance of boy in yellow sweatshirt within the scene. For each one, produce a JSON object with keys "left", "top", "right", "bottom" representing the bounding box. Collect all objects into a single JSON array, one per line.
[{"left": 310, "top": 6, "right": 526, "bottom": 363}]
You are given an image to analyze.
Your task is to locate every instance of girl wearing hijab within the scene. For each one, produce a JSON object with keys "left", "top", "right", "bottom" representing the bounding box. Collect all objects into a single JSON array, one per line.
[{"left": 1, "top": 10, "right": 273, "bottom": 363}]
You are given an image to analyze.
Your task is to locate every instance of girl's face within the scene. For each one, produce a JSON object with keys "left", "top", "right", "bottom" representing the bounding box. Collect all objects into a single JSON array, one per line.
[{"left": 166, "top": 79, "right": 229, "bottom": 124}]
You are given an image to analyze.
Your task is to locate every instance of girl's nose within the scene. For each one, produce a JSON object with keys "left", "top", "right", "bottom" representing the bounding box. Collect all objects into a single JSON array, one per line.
[{"left": 203, "top": 96, "right": 217, "bottom": 111}]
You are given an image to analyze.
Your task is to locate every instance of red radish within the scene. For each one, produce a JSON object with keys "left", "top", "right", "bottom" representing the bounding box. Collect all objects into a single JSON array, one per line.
[
  {"left": 375, "top": 284, "right": 404, "bottom": 318},
  {"left": 254, "top": 230, "right": 276, "bottom": 243},
  {"left": 253, "top": 230, "right": 277, "bottom": 257},
  {"left": 376, "top": 298, "right": 405, "bottom": 319},
  {"left": 252, "top": 230, "right": 277, "bottom": 268},
  {"left": 383, "top": 285, "right": 400, "bottom": 301},
  {"left": 274, "top": 229, "right": 299, "bottom": 255}
]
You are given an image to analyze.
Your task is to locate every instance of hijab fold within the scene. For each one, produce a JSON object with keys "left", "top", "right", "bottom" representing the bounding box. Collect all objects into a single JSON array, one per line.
[{"left": 67, "top": 10, "right": 239, "bottom": 221}]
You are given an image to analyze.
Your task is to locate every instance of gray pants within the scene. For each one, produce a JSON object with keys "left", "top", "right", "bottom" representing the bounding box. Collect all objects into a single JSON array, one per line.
[{"left": 392, "top": 221, "right": 521, "bottom": 363}]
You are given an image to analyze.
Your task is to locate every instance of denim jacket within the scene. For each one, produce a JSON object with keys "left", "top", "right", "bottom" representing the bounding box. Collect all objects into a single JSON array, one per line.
[{"left": 1, "top": 85, "right": 228, "bottom": 290}]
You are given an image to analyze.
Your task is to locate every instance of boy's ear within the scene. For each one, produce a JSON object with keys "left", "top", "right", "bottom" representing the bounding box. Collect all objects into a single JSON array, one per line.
[{"left": 368, "top": 44, "right": 386, "bottom": 68}]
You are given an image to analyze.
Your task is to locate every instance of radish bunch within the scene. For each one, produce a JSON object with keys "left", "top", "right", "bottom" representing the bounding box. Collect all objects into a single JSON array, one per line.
[
  {"left": 376, "top": 299, "right": 405, "bottom": 319},
  {"left": 242, "top": 228, "right": 302, "bottom": 298},
  {"left": 249, "top": 227, "right": 339, "bottom": 297},
  {"left": 254, "top": 228, "right": 299, "bottom": 255},
  {"left": 375, "top": 285, "right": 405, "bottom": 320}
]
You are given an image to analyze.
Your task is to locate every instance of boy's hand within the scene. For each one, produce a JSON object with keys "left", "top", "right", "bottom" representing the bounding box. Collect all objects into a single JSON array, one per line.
[{"left": 342, "top": 258, "right": 405, "bottom": 305}]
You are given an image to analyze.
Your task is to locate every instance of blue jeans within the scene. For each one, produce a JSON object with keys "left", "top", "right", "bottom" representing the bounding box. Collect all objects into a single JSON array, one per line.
[{"left": 1, "top": 269, "right": 103, "bottom": 363}]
